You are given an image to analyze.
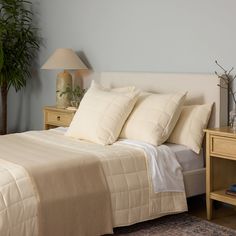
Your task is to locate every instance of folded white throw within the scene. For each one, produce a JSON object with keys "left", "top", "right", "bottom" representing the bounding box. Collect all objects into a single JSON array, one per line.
[{"left": 115, "top": 139, "right": 185, "bottom": 193}]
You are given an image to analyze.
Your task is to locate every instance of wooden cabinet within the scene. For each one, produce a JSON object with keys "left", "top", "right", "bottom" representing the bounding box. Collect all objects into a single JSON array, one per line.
[
  {"left": 205, "top": 127, "right": 236, "bottom": 220},
  {"left": 43, "top": 106, "right": 76, "bottom": 130}
]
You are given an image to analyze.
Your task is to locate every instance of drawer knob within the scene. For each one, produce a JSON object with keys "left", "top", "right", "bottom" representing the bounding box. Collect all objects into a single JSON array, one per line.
[{"left": 57, "top": 116, "right": 61, "bottom": 121}]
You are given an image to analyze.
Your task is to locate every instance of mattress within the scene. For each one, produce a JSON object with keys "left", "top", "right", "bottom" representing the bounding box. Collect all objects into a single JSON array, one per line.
[{"left": 165, "top": 143, "right": 204, "bottom": 172}]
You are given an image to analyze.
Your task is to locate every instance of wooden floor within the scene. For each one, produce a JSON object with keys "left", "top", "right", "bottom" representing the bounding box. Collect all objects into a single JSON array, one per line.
[{"left": 188, "top": 195, "right": 236, "bottom": 230}]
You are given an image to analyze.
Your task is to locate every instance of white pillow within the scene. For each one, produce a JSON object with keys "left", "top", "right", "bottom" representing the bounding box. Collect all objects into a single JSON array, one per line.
[
  {"left": 168, "top": 104, "right": 213, "bottom": 154},
  {"left": 66, "top": 81, "right": 140, "bottom": 145},
  {"left": 120, "top": 91, "right": 187, "bottom": 146}
]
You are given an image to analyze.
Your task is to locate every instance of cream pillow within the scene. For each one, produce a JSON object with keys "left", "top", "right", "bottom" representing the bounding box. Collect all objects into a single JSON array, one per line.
[
  {"left": 66, "top": 81, "right": 140, "bottom": 145},
  {"left": 168, "top": 104, "right": 213, "bottom": 154},
  {"left": 120, "top": 91, "right": 187, "bottom": 145}
]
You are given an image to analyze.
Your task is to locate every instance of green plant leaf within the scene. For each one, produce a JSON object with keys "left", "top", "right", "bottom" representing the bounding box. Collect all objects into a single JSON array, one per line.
[
  {"left": 59, "top": 85, "right": 86, "bottom": 101},
  {"left": 0, "top": 0, "right": 40, "bottom": 91}
]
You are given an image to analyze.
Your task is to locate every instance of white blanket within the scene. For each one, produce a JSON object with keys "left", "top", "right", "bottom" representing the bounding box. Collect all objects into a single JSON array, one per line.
[{"left": 115, "top": 139, "right": 185, "bottom": 193}]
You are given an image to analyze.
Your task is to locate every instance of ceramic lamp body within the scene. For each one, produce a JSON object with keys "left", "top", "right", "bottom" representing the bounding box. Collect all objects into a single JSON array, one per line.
[{"left": 56, "top": 71, "right": 72, "bottom": 108}]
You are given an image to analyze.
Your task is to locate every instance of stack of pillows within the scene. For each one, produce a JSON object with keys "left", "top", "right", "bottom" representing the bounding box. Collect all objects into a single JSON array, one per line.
[{"left": 66, "top": 81, "right": 213, "bottom": 154}]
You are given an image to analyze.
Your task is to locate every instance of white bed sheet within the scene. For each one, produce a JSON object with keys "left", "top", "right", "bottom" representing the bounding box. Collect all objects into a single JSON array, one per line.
[
  {"left": 115, "top": 140, "right": 185, "bottom": 193},
  {"left": 165, "top": 143, "right": 204, "bottom": 172}
]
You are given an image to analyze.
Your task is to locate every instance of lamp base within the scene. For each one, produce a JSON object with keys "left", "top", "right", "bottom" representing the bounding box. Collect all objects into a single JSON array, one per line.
[{"left": 56, "top": 70, "right": 72, "bottom": 108}]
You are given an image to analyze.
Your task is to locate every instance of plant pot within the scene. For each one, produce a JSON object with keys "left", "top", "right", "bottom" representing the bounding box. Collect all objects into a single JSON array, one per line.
[{"left": 70, "top": 100, "right": 80, "bottom": 108}]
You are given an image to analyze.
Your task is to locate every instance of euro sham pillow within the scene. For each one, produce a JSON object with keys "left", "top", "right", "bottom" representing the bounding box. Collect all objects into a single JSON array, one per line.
[
  {"left": 66, "top": 81, "right": 140, "bottom": 145},
  {"left": 120, "top": 91, "right": 187, "bottom": 146},
  {"left": 168, "top": 104, "right": 213, "bottom": 154}
]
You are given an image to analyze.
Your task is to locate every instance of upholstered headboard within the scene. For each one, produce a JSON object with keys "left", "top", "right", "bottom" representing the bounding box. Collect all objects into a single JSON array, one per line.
[{"left": 98, "top": 72, "right": 227, "bottom": 128}]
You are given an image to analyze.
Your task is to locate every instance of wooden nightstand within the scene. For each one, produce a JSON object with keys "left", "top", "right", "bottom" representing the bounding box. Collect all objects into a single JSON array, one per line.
[
  {"left": 205, "top": 127, "right": 236, "bottom": 220},
  {"left": 43, "top": 106, "right": 76, "bottom": 130}
]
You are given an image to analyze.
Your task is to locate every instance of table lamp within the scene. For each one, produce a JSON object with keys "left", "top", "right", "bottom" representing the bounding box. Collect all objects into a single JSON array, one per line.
[{"left": 41, "top": 48, "right": 87, "bottom": 108}]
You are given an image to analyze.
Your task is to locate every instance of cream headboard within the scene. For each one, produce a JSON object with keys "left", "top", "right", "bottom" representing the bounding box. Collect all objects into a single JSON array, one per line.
[{"left": 98, "top": 72, "right": 228, "bottom": 128}]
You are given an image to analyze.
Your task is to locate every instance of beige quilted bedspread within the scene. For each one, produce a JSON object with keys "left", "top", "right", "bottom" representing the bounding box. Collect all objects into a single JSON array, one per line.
[
  {"left": 0, "top": 129, "right": 187, "bottom": 236},
  {"left": 0, "top": 133, "right": 113, "bottom": 236}
]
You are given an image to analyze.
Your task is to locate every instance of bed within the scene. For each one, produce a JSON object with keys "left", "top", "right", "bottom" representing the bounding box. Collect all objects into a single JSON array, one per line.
[{"left": 0, "top": 73, "right": 227, "bottom": 236}]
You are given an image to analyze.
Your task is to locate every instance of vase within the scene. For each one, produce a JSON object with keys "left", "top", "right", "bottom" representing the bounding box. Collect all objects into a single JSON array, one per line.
[
  {"left": 229, "top": 106, "right": 236, "bottom": 130},
  {"left": 70, "top": 100, "right": 80, "bottom": 108}
]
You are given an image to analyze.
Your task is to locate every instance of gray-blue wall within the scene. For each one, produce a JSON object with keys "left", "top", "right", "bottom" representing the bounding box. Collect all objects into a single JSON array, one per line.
[{"left": 7, "top": 0, "right": 236, "bottom": 132}]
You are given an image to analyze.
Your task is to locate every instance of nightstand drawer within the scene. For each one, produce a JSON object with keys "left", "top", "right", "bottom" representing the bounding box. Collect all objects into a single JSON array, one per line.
[
  {"left": 45, "top": 111, "right": 74, "bottom": 127},
  {"left": 211, "top": 135, "right": 236, "bottom": 159},
  {"left": 43, "top": 106, "right": 76, "bottom": 130}
]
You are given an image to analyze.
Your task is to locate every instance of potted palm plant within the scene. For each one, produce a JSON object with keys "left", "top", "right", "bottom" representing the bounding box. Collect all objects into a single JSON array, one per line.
[{"left": 0, "top": 0, "right": 40, "bottom": 134}]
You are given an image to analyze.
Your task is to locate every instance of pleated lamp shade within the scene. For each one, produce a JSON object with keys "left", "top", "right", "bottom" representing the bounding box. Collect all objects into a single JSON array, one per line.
[{"left": 41, "top": 48, "right": 87, "bottom": 70}]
